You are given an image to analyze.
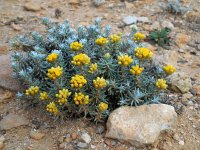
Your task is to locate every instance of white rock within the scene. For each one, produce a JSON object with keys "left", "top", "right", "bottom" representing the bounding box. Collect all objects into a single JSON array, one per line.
[
  {"left": 106, "top": 104, "right": 177, "bottom": 146},
  {"left": 93, "top": 0, "right": 105, "bottom": 6},
  {"left": 161, "top": 21, "right": 174, "bottom": 29},
  {"left": 81, "top": 132, "right": 91, "bottom": 144},
  {"left": 123, "top": 16, "right": 137, "bottom": 25},
  {"left": 179, "top": 140, "right": 184, "bottom": 145},
  {"left": 137, "top": 17, "right": 150, "bottom": 23}
]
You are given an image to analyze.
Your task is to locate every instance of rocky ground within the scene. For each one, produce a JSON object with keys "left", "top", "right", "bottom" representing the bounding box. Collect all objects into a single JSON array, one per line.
[{"left": 0, "top": 0, "right": 200, "bottom": 150}]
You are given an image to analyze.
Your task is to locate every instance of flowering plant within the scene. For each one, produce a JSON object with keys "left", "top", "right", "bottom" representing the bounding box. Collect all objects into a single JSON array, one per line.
[{"left": 11, "top": 18, "right": 175, "bottom": 122}]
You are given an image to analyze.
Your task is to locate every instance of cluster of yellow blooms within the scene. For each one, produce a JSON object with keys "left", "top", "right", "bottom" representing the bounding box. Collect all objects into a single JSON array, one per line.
[
  {"left": 163, "top": 65, "right": 176, "bottom": 75},
  {"left": 70, "top": 75, "right": 87, "bottom": 89},
  {"left": 110, "top": 34, "right": 121, "bottom": 43},
  {"left": 40, "top": 92, "right": 48, "bottom": 100},
  {"left": 46, "top": 53, "right": 58, "bottom": 63},
  {"left": 98, "top": 102, "right": 108, "bottom": 112},
  {"left": 70, "top": 41, "right": 83, "bottom": 51},
  {"left": 89, "top": 63, "right": 98, "bottom": 74},
  {"left": 56, "top": 89, "right": 71, "bottom": 105},
  {"left": 71, "top": 53, "right": 90, "bottom": 66},
  {"left": 156, "top": 79, "right": 168, "bottom": 90},
  {"left": 135, "top": 47, "right": 153, "bottom": 59},
  {"left": 74, "top": 92, "right": 90, "bottom": 105},
  {"left": 46, "top": 102, "right": 59, "bottom": 115},
  {"left": 133, "top": 32, "right": 146, "bottom": 42},
  {"left": 25, "top": 86, "right": 39, "bottom": 96},
  {"left": 95, "top": 37, "right": 108, "bottom": 46},
  {"left": 118, "top": 54, "right": 133, "bottom": 66},
  {"left": 130, "top": 65, "right": 144, "bottom": 76},
  {"left": 93, "top": 77, "right": 107, "bottom": 89},
  {"left": 47, "top": 66, "right": 63, "bottom": 80}
]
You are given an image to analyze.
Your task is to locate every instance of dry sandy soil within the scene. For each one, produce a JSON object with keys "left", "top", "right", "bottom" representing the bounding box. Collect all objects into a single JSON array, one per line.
[{"left": 0, "top": 0, "right": 200, "bottom": 150}]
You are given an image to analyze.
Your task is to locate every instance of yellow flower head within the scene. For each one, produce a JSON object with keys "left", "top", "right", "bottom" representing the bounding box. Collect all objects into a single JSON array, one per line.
[
  {"left": 104, "top": 53, "right": 111, "bottom": 59},
  {"left": 130, "top": 65, "right": 144, "bottom": 76},
  {"left": 133, "top": 32, "right": 145, "bottom": 42},
  {"left": 135, "top": 47, "right": 153, "bottom": 59},
  {"left": 46, "top": 102, "right": 59, "bottom": 115},
  {"left": 118, "top": 54, "right": 133, "bottom": 66},
  {"left": 95, "top": 37, "right": 108, "bottom": 46},
  {"left": 93, "top": 77, "right": 107, "bottom": 89},
  {"left": 40, "top": 92, "right": 48, "bottom": 100},
  {"left": 73, "top": 92, "right": 90, "bottom": 105},
  {"left": 89, "top": 63, "right": 98, "bottom": 74},
  {"left": 156, "top": 79, "right": 168, "bottom": 90},
  {"left": 70, "top": 41, "right": 83, "bottom": 51},
  {"left": 71, "top": 53, "right": 90, "bottom": 66},
  {"left": 70, "top": 75, "right": 87, "bottom": 89},
  {"left": 163, "top": 65, "right": 176, "bottom": 75},
  {"left": 25, "top": 86, "right": 39, "bottom": 96},
  {"left": 56, "top": 89, "right": 71, "bottom": 105},
  {"left": 110, "top": 34, "right": 121, "bottom": 43},
  {"left": 98, "top": 102, "right": 108, "bottom": 112},
  {"left": 47, "top": 66, "right": 63, "bottom": 80},
  {"left": 46, "top": 53, "right": 58, "bottom": 63}
]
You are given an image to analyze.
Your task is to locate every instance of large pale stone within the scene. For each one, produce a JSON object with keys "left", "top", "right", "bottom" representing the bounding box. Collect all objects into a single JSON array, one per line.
[
  {"left": 106, "top": 104, "right": 177, "bottom": 146},
  {"left": 0, "top": 52, "right": 22, "bottom": 91},
  {"left": 0, "top": 113, "right": 29, "bottom": 130}
]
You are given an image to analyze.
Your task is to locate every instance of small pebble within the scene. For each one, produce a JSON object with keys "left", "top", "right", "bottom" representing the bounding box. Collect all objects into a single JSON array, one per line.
[{"left": 179, "top": 140, "right": 184, "bottom": 146}]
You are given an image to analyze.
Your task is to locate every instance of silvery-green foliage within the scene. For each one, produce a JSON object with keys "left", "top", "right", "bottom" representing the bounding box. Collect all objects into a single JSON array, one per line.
[{"left": 11, "top": 18, "right": 166, "bottom": 121}]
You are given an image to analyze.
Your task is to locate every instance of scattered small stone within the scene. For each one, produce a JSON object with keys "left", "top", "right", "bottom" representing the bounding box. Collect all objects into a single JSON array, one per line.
[
  {"left": 71, "top": 133, "right": 78, "bottom": 140},
  {"left": 193, "top": 85, "right": 200, "bottom": 96},
  {"left": 0, "top": 113, "right": 29, "bottom": 130},
  {"left": 96, "top": 125, "right": 105, "bottom": 134},
  {"left": 11, "top": 22, "right": 22, "bottom": 31},
  {"left": 24, "top": 2, "right": 41, "bottom": 11},
  {"left": 137, "top": 17, "right": 150, "bottom": 23},
  {"left": 182, "top": 93, "right": 193, "bottom": 101},
  {"left": 0, "top": 136, "right": 5, "bottom": 149},
  {"left": 178, "top": 140, "right": 184, "bottom": 146},
  {"left": 91, "top": 144, "right": 96, "bottom": 149},
  {"left": 0, "top": 45, "right": 9, "bottom": 55},
  {"left": 169, "top": 72, "right": 192, "bottom": 94},
  {"left": 175, "top": 33, "right": 190, "bottom": 48},
  {"left": 58, "top": 136, "right": 64, "bottom": 143},
  {"left": 55, "top": 8, "right": 62, "bottom": 19},
  {"left": 161, "top": 21, "right": 174, "bottom": 29},
  {"left": 151, "top": 21, "right": 160, "bottom": 30},
  {"left": 93, "top": 0, "right": 105, "bottom": 7},
  {"left": 189, "top": 89, "right": 197, "bottom": 96},
  {"left": 64, "top": 137, "right": 72, "bottom": 143},
  {"left": 122, "top": 16, "right": 137, "bottom": 25},
  {"left": 0, "top": 90, "right": 13, "bottom": 103},
  {"left": 77, "top": 142, "right": 88, "bottom": 149},
  {"left": 69, "top": 0, "right": 80, "bottom": 5},
  {"left": 59, "top": 142, "right": 68, "bottom": 149},
  {"left": 173, "top": 133, "right": 180, "bottom": 141},
  {"left": 81, "top": 132, "right": 91, "bottom": 144},
  {"left": 30, "top": 130, "right": 45, "bottom": 140}
]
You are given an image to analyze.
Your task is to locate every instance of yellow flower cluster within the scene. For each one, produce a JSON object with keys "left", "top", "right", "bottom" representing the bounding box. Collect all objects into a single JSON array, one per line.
[
  {"left": 118, "top": 54, "right": 133, "bottom": 66},
  {"left": 110, "top": 34, "right": 121, "bottom": 43},
  {"left": 70, "top": 41, "right": 83, "bottom": 51},
  {"left": 71, "top": 53, "right": 90, "bottom": 66},
  {"left": 46, "top": 53, "right": 58, "bottom": 63},
  {"left": 135, "top": 47, "right": 153, "bottom": 59},
  {"left": 93, "top": 77, "right": 107, "bottom": 89},
  {"left": 74, "top": 92, "right": 89, "bottom": 105},
  {"left": 156, "top": 79, "right": 168, "bottom": 90},
  {"left": 46, "top": 102, "right": 58, "bottom": 115},
  {"left": 98, "top": 102, "right": 108, "bottom": 112},
  {"left": 70, "top": 75, "right": 87, "bottom": 89},
  {"left": 95, "top": 37, "right": 108, "bottom": 46},
  {"left": 104, "top": 53, "right": 111, "bottom": 59},
  {"left": 163, "top": 65, "right": 176, "bottom": 75},
  {"left": 56, "top": 89, "right": 71, "bottom": 105},
  {"left": 89, "top": 63, "right": 98, "bottom": 74},
  {"left": 130, "top": 65, "right": 144, "bottom": 76},
  {"left": 40, "top": 92, "right": 48, "bottom": 100},
  {"left": 25, "top": 86, "right": 39, "bottom": 96},
  {"left": 47, "top": 66, "right": 63, "bottom": 80},
  {"left": 133, "top": 32, "right": 145, "bottom": 42}
]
